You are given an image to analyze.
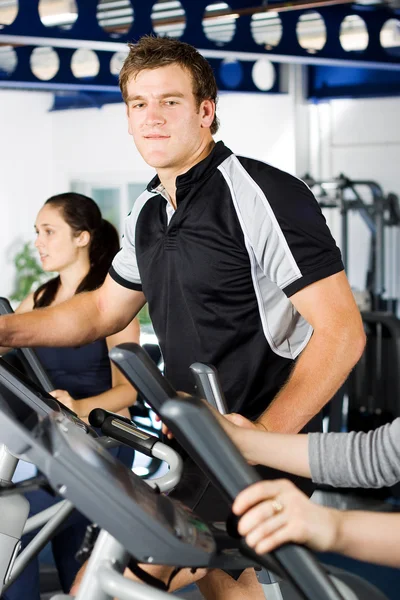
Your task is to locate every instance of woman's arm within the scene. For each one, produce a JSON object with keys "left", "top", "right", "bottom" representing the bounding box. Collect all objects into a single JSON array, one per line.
[
  {"left": 50, "top": 317, "right": 140, "bottom": 419},
  {"left": 221, "top": 413, "right": 400, "bottom": 489},
  {"left": 308, "top": 419, "right": 400, "bottom": 488},
  {"left": 217, "top": 413, "right": 311, "bottom": 477},
  {"left": 233, "top": 479, "right": 400, "bottom": 568}
]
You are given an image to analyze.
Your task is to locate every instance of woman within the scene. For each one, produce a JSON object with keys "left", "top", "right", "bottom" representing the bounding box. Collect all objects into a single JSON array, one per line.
[
  {"left": 218, "top": 413, "right": 400, "bottom": 568},
  {"left": 4, "top": 192, "right": 140, "bottom": 599}
]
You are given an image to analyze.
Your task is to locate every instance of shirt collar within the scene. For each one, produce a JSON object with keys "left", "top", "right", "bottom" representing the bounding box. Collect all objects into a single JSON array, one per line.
[{"left": 147, "top": 141, "right": 233, "bottom": 195}]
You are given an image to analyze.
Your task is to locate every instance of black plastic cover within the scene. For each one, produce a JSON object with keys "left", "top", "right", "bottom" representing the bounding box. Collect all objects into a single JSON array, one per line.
[
  {"left": 0, "top": 405, "right": 216, "bottom": 567},
  {"left": 109, "top": 344, "right": 176, "bottom": 415},
  {"left": 89, "top": 408, "right": 158, "bottom": 456},
  {"left": 0, "top": 297, "right": 54, "bottom": 393}
]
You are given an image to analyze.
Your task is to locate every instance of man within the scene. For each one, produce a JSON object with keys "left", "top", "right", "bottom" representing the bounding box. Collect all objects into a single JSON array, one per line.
[{"left": 1, "top": 36, "right": 365, "bottom": 598}]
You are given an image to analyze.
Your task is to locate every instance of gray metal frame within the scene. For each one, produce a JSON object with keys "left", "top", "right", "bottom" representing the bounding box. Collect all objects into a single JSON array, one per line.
[
  {"left": 0, "top": 353, "right": 390, "bottom": 600},
  {"left": 0, "top": 436, "right": 182, "bottom": 596}
]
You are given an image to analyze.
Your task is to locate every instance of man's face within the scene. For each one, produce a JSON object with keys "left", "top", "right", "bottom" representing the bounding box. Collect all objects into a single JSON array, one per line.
[{"left": 125, "top": 64, "right": 214, "bottom": 173}]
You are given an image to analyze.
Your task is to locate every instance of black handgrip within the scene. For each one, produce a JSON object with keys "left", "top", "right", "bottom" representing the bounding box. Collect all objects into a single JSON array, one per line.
[
  {"left": 0, "top": 297, "right": 54, "bottom": 394},
  {"left": 161, "top": 396, "right": 258, "bottom": 499},
  {"left": 89, "top": 408, "right": 158, "bottom": 457},
  {"left": 89, "top": 408, "right": 132, "bottom": 428},
  {"left": 0, "top": 358, "right": 60, "bottom": 418},
  {"left": 243, "top": 543, "right": 344, "bottom": 600},
  {"left": 274, "top": 545, "right": 345, "bottom": 600},
  {"left": 160, "top": 398, "right": 344, "bottom": 600},
  {"left": 17, "top": 348, "right": 54, "bottom": 394},
  {"left": 109, "top": 344, "right": 177, "bottom": 414},
  {"left": 0, "top": 357, "right": 95, "bottom": 437},
  {"left": 0, "top": 298, "right": 14, "bottom": 316},
  {"left": 109, "top": 344, "right": 342, "bottom": 598}
]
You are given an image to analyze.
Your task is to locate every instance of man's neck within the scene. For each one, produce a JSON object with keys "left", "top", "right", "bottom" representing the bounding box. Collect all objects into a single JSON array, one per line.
[{"left": 158, "top": 138, "right": 215, "bottom": 209}]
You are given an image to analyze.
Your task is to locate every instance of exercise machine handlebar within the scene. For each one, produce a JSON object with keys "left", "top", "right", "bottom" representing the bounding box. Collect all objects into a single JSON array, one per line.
[
  {"left": 190, "top": 363, "right": 228, "bottom": 414},
  {"left": 110, "top": 343, "right": 345, "bottom": 600}
]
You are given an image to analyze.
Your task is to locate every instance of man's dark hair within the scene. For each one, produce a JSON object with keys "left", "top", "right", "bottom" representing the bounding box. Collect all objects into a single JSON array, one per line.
[{"left": 119, "top": 36, "right": 219, "bottom": 135}]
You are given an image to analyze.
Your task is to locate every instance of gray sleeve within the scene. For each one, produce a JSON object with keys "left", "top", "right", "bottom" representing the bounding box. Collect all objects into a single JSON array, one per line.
[
  {"left": 110, "top": 190, "right": 152, "bottom": 291},
  {"left": 309, "top": 418, "right": 400, "bottom": 488}
]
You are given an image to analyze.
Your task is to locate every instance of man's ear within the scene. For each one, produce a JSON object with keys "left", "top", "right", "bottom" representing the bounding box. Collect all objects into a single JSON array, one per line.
[{"left": 200, "top": 99, "right": 215, "bottom": 129}]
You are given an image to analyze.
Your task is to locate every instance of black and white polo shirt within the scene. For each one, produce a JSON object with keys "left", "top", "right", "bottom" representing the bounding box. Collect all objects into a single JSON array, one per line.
[{"left": 110, "top": 142, "right": 343, "bottom": 422}]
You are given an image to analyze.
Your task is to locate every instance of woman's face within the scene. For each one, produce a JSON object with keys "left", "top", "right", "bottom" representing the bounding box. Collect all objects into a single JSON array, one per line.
[{"left": 34, "top": 204, "right": 86, "bottom": 273}]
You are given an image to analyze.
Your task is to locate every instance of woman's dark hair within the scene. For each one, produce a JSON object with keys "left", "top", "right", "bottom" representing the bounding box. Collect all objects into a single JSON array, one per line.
[{"left": 33, "top": 192, "right": 120, "bottom": 308}]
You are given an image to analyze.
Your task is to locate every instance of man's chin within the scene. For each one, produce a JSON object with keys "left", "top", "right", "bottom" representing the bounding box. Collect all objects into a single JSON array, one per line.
[
  {"left": 144, "top": 157, "right": 173, "bottom": 170},
  {"left": 135, "top": 148, "right": 173, "bottom": 170}
]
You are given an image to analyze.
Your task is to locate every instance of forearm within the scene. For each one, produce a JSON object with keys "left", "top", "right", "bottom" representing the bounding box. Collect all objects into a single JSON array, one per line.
[
  {"left": 0, "top": 291, "right": 119, "bottom": 349},
  {"left": 258, "top": 330, "right": 362, "bottom": 434},
  {"left": 236, "top": 428, "right": 311, "bottom": 477},
  {"left": 75, "top": 384, "right": 137, "bottom": 419},
  {"left": 331, "top": 511, "right": 400, "bottom": 567}
]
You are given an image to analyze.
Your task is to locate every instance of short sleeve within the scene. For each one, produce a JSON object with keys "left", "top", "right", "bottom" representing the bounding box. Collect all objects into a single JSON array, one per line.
[
  {"left": 221, "top": 157, "right": 344, "bottom": 298},
  {"left": 273, "top": 176, "right": 344, "bottom": 297},
  {"left": 109, "top": 190, "right": 153, "bottom": 291}
]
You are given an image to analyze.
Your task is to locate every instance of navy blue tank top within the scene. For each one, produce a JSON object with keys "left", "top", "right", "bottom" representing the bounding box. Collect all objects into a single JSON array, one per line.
[{"left": 35, "top": 340, "right": 112, "bottom": 399}]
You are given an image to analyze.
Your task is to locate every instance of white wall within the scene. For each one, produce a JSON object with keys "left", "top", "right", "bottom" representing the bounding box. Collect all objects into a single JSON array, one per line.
[
  {"left": 216, "top": 92, "right": 296, "bottom": 173},
  {"left": 310, "top": 97, "right": 400, "bottom": 305},
  {"left": 51, "top": 102, "right": 154, "bottom": 191},
  {"left": 311, "top": 97, "right": 400, "bottom": 192},
  {"left": 1, "top": 90, "right": 54, "bottom": 297},
  {"left": 50, "top": 91, "right": 296, "bottom": 184},
  {"left": 0, "top": 89, "right": 296, "bottom": 297},
  {"left": 3, "top": 87, "right": 399, "bottom": 306}
]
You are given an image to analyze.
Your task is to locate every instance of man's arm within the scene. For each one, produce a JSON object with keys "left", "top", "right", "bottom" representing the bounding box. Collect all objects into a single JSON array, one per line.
[
  {"left": 257, "top": 271, "right": 366, "bottom": 434},
  {"left": 0, "top": 274, "right": 146, "bottom": 349},
  {"left": 0, "top": 292, "right": 36, "bottom": 355}
]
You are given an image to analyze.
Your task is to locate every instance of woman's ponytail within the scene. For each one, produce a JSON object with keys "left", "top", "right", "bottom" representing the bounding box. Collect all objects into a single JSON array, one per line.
[{"left": 76, "top": 218, "right": 120, "bottom": 294}]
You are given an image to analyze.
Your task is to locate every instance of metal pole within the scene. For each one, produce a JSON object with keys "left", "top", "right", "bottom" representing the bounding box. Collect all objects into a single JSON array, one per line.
[
  {"left": 0, "top": 445, "right": 18, "bottom": 485},
  {"left": 4, "top": 500, "right": 75, "bottom": 589},
  {"left": 75, "top": 530, "right": 129, "bottom": 600}
]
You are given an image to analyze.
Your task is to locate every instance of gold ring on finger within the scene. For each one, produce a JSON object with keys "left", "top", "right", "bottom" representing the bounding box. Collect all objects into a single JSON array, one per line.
[{"left": 271, "top": 499, "right": 284, "bottom": 515}]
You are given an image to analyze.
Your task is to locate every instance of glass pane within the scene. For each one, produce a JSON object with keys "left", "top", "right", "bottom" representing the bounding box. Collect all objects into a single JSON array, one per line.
[
  {"left": 0, "top": 0, "right": 18, "bottom": 30},
  {"left": 151, "top": 0, "right": 186, "bottom": 39},
  {"left": 38, "top": 0, "right": 78, "bottom": 30},
  {"left": 203, "top": 2, "right": 237, "bottom": 46},
  {"left": 296, "top": 11, "right": 326, "bottom": 53},
  {"left": 92, "top": 188, "right": 121, "bottom": 232}
]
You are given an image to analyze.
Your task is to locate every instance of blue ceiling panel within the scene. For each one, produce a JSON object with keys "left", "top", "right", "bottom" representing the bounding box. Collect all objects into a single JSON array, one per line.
[
  {"left": 309, "top": 64, "right": 400, "bottom": 99},
  {"left": 0, "top": 0, "right": 400, "bottom": 104}
]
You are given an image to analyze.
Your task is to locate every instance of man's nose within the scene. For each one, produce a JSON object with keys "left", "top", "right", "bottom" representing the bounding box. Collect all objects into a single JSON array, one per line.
[{"left": 145, "top": 103, "right": 165, "bottom": 126}]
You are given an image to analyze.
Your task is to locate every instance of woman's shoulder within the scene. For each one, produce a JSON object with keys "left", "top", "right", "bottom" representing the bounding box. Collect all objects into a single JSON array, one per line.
[{"left": 15, "top": 292, "right": 36, "bottom": 314}]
